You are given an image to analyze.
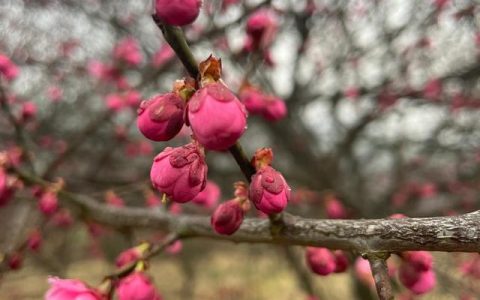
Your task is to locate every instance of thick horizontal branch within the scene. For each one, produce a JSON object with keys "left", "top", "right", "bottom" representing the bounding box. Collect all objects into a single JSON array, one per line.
[{"left": 14, "top": 169, "right": 480, "bottom": 252}]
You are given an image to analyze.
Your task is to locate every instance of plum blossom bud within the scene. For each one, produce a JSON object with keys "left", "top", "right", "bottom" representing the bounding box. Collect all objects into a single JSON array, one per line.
[
  {"left": 325, "top": 195, "right": 347, "bottom": 219},
  {"left": 334, "top": 250, "right": 349, "bottom": 273},
  {"left": 250, "top": 166, "right": 290, "bottom": 214},
  {"left": 21, "top": 102, "right": 37, "bottom": 121},
  {"left": 166, "top": 240, "right": 182, "bottom": 254},
  {"left": 0, "top": 54, "right": 19, "bottom": 81},
  {"left": 152, "top": 44, "right": 175, "bottom": 68},
  {"left": 399, "top": 265, "right": 436, "bottom": 295},
  {"left": 124, "top": 90, "right": 142, "bottom": 108},
  {"left": 239, "top": 86, "right": 266, "bottom": 114},
  {"left": 52, "top": 209, "right": 74, "bottom": 228},
  {"left": 27, "top": 229, "right": 42, "bottom": 252},
  {"left": 7, "top": 252, "right": 23, "bottom": 270},
  {"left": 150, "top": 142, "right": 207, "bottom": 203},
  {"left": 306, "top": 247, "right": 336, "bottom": 276},
  {"left": 191, "top": 180, "right": 220, "bottom": 208},
  {"left": 38, "top": 191, "right": 59, "bottom": 216},
  {"left": 155, "top": 0, "right": 202, "bottom": 26},
  {"left": 211, "top": 199, "right": 245, "bottom": 235},
  {"left": 106, "top": 93, "right": 125, "bottom": 112},
  {"left": 262, "top": 96, "right": 287, "bottom": 121},
  {"left": 116, "top": 243, "right": 149, "bottom": 268},
  {"left": 398, "top": 251, "right": 436, "bottom": 295},
  {"left": 187, "top": 82, "right": 247, "bottom": 150},
  {"left": 45, "top": 277, "right": 104, "bottom": 300},
  {"left": 246, "top": 9, "right": 278, "bottom": 49},
  {"left": 117, "top": 271, "right": 162, "bottom": 300},
  {"left": 137, "top": 93, "right": 185, "bottom": 142},
  {"left": 0, "top": 168, "right": 15, "bottom": 207},
  {"left": 113, "top": 37, "right": 143, "bottom": 67}
]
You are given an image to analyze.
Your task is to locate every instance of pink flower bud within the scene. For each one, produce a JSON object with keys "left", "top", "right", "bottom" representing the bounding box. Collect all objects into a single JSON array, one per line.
[
  {"left": 116, "top": 247, "right": 142, "bottom": 268},
  {"left": 0, "top": 168, "right": 15, "bottom": 207},
  {"left": 239, "top": 86, "right": 266, "bottom": 114},
  {"left": 333, "top": 250, "right": 349, "bottom": 273},
  {"left": 124, "top": 90, "right": 142, "bottom": 108},
  {"left": 306, "top": 247, "right": 336, "bottom": 276},
  {"left": 27, "top": 229, "right": 42, "bottom": 252},
  {"left": 152, "top": 44, "right": 175, "bottom": 68},
  {"left": 7, "top": 252, "right": 23, "bottom": 270},
  {"left": 113, "top": 37, "right": 143, "bottom": 67},
  {"left": 249, "top": 166, "right": 290, "bottom": 214},
  {"left": 145, "top": 193, "right": 162, "bottom": 208},
  {"left": 38, "top": 191, "right": 59, "bottom": 216},
  {"left": 399, "top": 265, "right": 436, "bottom": 295},
  {"left": 325, "top": 196, "right": 347, "bottom": 219},
  {"left": 51, "top": 209, "right": 74, "bottom": 228},
  {"left": 106, "top": 93, "right": 125, "bottom": 112},
  {"left": 211, "top": 199, "right": 244, "bottom": 235},
  {"left": 166, "top": 240, "right": 183, "bottom": 254},
  {"left": 246, "top": 9, "right": 278, "bottom": 49},
  {"left": 21, "top": 102, "right": 37, "bottom": 121},
  {"left": 137, "top": 93, "right": 185, "bottom": 142},
  {"left": 262, "top": 96, "right": 287, "bottom": 121},
  {"left": 117, "top": 272, "right": 162, "bottom": 300},
  {"left": 187, "top": 82, "right": 247, "bottom": 150},
  {"left": 0, "top": 54, "right": 19, "bottom": 81},
  {"left": 402, "top": 251, "right": 433, "bottom": 272},
  {"left": 354, "top": 257, "right": 374, "bottom": 287},
  {"left": 45, "top": 277, "right": 104, "bottom": 300},
  {"left": 150, "top": 143, "right": 207, "bottom": 203},
  {"left": 191, "top": 180, "right": 220, "bottom": 208},
  {"left": 155, "top": 0, "right": 202, "bottom": 26}
]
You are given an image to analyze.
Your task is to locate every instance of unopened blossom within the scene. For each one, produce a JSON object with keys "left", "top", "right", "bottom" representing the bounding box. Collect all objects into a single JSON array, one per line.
[
  {"left": 113, "top": 37, "right": 143, "bottom": 67},
  {"left": 262, "top": 96, "right": 287, "bottom": 121},
  {"left": 191, "top": 180, "right": 220, "bottom": 208},
  {"left": 211, "top": 199, "right": 244, "bottom": 235},
  {"left": 51, "top": 209, "right": 74, "bottom": 228},
  {"left": 116, "top": 271, "right": 162, "bottom": 300},
  {"left": 239, "top": 85, "right": 266, "bottom": 114},
  {"left": 152, "top": 44, "right": 175, "bottom": 68},
  {"left": 333, "top": 250, "right": 349, "bottom": 273},
  {"left": 306, "top": 247, "right": 336, "bottom": 276},
  {"left": 27, "top": 229, "right": 42, "bottom": 252},
  {"left": 246, "top": 9, "right": 278, "bottom": 49},
  {"left": 166, "top": 240, "right": 183, "bottom": 254},
  {"left": 38, "top": 191, "right": 59, "bottom": 216},
  {"left": 250, "top": 166, "right": 290, "bottom": 214},
  {"left": 150, "top": 142, "right": 207, "bottom": 203},
  {"left": 124, "top": 90, "right": 142, "bottom": 108},
  {"left": 137, "top": 93, "right": 185, "bottom": 142},
  {"left": 155, "top": 0, "right": 202, "bottom": 26},
  {"left": 398, "top": 251, "right": 436, "bottom": 295},
  {"left": 105, "top": 93, "right": 125, "bottom": 112},
  {"left": 188, "top": 82, "right": 247, "bottom": 150},
  {"left": 0, "top": 168, "right": 15, "bottom": 207},
  {"left": 7, "top": 252, "right": 23, "bottom": 270},
  {"left": 45, "top": 277, "right": 104, "bottom": 300},
  {"left": 116, "top": 244, "right": 149, "bottom": 268},
  {"left": 0, "top": 53, "right": 19, "bottom": 81},
  {"left": 325, "top": 196, "right": 347, "bottom": 219},
  {"left": 21, "top": 101, "right": 37, "bottom": 121}
]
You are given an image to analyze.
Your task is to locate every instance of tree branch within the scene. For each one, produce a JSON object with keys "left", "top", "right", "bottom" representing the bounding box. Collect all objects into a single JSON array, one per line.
[
  {"left": 367, "top": 254, "right": 393, "bottom": 300},
  {"left": 13, "top": 168, "right": 480, "bottom": 253}
]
